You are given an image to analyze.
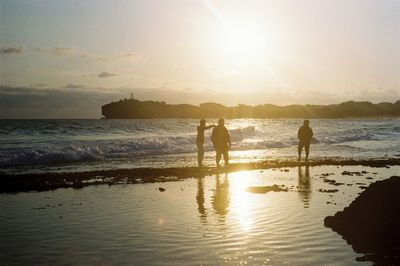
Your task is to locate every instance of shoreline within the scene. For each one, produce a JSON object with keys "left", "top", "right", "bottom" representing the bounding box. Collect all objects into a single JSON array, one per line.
[{"left": 1, "top": 158, "right": 399, "bottom": 194}]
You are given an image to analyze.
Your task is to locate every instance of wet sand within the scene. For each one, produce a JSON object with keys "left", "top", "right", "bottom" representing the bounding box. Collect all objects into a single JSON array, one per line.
[
  {"left": 1, "top": 165, "right": 399, "bottom": 265},
  {"left": 1, "top": 158, "right": 399, "bottom": 194}
]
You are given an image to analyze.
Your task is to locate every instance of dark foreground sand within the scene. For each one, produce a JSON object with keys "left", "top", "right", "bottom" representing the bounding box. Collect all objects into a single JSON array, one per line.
[{"left": 1, "top": 158, "right": 399, "bottom": 194}]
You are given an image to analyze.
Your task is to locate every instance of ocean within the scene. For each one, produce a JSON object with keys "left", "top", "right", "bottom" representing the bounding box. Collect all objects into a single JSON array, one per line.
[{"left": 1, "top": 118, "right": 399, "bottom": 174}]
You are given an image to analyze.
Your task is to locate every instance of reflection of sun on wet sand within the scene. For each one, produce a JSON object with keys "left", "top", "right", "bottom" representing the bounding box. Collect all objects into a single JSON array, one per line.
[{"left": 2, "top": 163, "right": 400, "bottom": 265}]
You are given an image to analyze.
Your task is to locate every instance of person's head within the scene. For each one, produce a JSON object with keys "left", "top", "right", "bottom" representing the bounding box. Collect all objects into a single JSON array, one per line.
[
  {"left": 303, "top": 120, "right": 310, "bottom": 127},
  {"left": 218, "top": 118, "right": 225, "bottom": 126},
  {"left": 200, "top": 119, "right": 206, "bottom": 126}
]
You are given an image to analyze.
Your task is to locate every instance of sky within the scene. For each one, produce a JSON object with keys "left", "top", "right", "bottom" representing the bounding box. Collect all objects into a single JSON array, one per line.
[{"left": 1, "top": 0, "right": 399, "bottom": 118}]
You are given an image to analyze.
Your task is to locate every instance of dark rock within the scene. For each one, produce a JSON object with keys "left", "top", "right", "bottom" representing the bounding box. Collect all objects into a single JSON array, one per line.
[
  {"left": 246, "top": 185, "right": 288, "bottom": 194},
  {"left": 341, "top": 171, "right": 363, "bottom": 176},
  {"left": 158, "top": 187, "right": 166, "bottom": 192},
  {"left": 318, "top": 189, "right": 339, "bottom": 193},
  {"left": 323, "top": 178, "right": 345, "bottom": 186},
  {"left": 324, "top": 176, "right": 400, "bottom": 264}
]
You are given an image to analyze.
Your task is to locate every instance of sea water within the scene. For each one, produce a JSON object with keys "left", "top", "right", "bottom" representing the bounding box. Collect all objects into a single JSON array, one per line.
[{"left": 0, "top": 118, "right": 399, "bottom": 174}]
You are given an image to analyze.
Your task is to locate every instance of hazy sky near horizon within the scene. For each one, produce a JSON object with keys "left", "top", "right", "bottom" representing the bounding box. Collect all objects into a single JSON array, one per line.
[{"left": 1, "top": 0, "right": 399, "bottom": 118}]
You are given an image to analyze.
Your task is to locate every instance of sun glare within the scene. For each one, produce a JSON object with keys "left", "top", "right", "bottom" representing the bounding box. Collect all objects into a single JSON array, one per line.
[
  {"left": 230, "top": 171, "right": 254, "bottom": 231},
  {"left": 217, "top": 22, "right": 265, "bottom": 63}
]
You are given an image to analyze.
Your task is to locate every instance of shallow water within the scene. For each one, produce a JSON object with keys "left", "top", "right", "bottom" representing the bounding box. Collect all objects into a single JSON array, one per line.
[
  {"left": 1, "top": 118, "right": 399, "bottom": 174},
  {"left": 1, "top": 165, "right": 399, "bottom": 265}
]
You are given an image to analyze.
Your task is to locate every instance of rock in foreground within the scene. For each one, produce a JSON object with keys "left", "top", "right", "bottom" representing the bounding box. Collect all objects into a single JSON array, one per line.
[
  {"left": 246, "top": 185, "right": 288, "bottom": 194},
  {"left": 324, "top": 176, "right": 400, "bottom": 263}
]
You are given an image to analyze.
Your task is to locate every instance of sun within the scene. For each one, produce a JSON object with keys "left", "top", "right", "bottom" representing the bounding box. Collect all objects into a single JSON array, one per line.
[{"left": 217, "top": 21, "right": 265, "bottom": 64}]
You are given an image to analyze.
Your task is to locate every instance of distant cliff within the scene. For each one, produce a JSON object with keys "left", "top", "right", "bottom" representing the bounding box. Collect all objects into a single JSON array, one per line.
[{"left": 101, "top": 98, "right": 400, "bottom": 119}]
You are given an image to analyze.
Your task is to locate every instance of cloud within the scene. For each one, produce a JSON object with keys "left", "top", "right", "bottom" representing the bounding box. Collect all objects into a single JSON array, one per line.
[
  {"left": 0, "top": 85, "right": 120, "bottom": 118},
  {"left": 81, "top": 52, "right": 142, "bottom": 63},
  {"left": 0, "top": 85, "right": 225, "bottom": 118},
  {"left": 35, "top": 47, "right": 75, "bottom": 56},
  {"left": 0, "top": 47, "right": 23, "bottom": 54},
  {"left": 33, "top": 46, "right": 143, "bottom": 63},
  {"left": 113, "top": 53, "right": 142, "bottom": 60},
  {"left": 64, "top": 83, "right": 84, "bottom": 89},
  {"left": 98, "top": 72, "right": 117, "bottom": 78}
]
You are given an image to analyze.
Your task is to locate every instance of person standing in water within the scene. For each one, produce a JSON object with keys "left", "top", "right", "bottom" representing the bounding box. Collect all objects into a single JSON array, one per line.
[
  {"left": 298, "top": 120, "right": 313, "bottom": 161},
  {"left": 197, "top": 119, "right": 215, "bottom": 167},
  {"left": 211, "top": 118, "right": 231, "bottom": 168}
]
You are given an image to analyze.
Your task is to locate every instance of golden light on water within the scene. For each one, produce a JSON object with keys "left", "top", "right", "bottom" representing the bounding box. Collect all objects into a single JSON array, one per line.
[{"left": 229, "top": 172, "right": 254, "bottom": 232}]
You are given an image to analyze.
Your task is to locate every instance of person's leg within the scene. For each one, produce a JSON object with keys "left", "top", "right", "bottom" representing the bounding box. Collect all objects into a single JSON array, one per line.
[
  {"left": 298, "top": 142, "right": 304, "bottom": 160},
  {"left": 216, "top": 150, "right": 222, "bottom": 167},
  {"left": 305, "top": 143, "right": 310, "bottom": 161},
  {"left": 223, "top": 149, "right": 229, "bottom": 167},
  {"left": 197, "top": 144, "right": 204, "bottom": 167}
]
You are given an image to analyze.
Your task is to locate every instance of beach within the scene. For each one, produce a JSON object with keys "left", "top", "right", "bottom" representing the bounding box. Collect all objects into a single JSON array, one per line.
[
  {"left": 1, "top": 164, "right": 399, "bottom": 265},
  {"left": 1, "top": 158, "right": 399, "bottom": 194},
  {"left": 1, "top": 118, "right": 400, "bottom": 265}
]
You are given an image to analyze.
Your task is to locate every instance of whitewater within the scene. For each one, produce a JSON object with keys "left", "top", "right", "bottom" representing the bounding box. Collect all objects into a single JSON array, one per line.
[{"left": 1, "top": 119, "right": 399, "bottom": 174}]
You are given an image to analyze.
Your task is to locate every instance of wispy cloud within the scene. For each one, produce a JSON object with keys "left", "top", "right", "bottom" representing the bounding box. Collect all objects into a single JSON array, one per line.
[
  {"left": 33, "top": 46, "right": 142, "bottom": 63},
  {"left": 98, "top": 72, "right": 117, "bottom": 78},
  {"left": 0, "top": 47, "right": 23, "bottom": 54},
  {"left": 113, "top": 53, "right": 142, "bottom": 61},
  {"left": 64, "top": 83, "right": 84, "bottom": 89},
  {"left": 35, "top": 47, "right": 75, "bottom": 56}
]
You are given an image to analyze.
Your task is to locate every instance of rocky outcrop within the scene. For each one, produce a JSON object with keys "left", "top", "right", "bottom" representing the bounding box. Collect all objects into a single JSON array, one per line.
[{"left": 324, "top": 176, "right": 400, "bottom": 263}]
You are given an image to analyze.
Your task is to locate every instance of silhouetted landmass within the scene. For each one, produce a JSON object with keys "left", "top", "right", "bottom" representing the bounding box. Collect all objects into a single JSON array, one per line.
[
  {"left": 324, "top": 176, "right": 400, "bottom": 264},
  {"left": 102, "top": 98, "right": 400, "bottom": 119}
]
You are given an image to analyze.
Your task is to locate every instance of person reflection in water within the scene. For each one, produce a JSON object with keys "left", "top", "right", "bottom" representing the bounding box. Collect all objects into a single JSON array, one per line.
[
  {"left": 211, "top": 173, "right": 230, "bottom": 220},
  {"left": 196, "top": 119, "right": 215, "bottom": 167},
  {"left": 298, "top": 120, "right": 313, "bottom": 162},
  {"left": 297, "top": 166, "right": 312, "bottom": 208},
  {"left": 196, "top": 174, "right": 207, "bottom": 224},
  {"left": 211, "top": 119, "right": 231, "bottom": 168}
]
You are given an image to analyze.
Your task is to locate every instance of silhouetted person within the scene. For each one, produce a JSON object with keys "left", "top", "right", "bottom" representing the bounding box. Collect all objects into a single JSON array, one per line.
[
  {"left": 211, "top": 119, "right": 231, "bottom": 168},
  {"left": 298, "top": 120, "right": 313, "bottom": 161},
  {"left": 297, "top": 166, "right": 312, "bottom": 208},
  {"left": 196, "top": 119, "right": 215, "bottom": 167}
]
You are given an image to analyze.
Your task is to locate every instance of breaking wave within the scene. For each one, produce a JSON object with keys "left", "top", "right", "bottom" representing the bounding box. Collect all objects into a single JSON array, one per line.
[{"left": 1, "top": 119, "right": 399, "bottom": 168}]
